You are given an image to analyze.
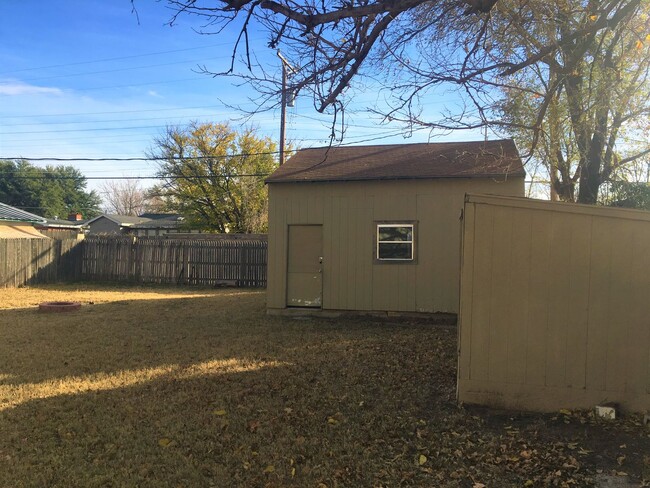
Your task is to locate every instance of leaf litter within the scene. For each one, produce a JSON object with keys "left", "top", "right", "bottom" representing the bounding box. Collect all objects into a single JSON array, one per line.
[{"left": 0, "top": 285, "right": 647, "bottom": 487}]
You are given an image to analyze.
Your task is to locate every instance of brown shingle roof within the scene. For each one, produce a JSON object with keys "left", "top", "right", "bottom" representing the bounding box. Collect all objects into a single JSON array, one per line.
[{"left": 266, "top": 139, "right": 525, "bottom": 183}]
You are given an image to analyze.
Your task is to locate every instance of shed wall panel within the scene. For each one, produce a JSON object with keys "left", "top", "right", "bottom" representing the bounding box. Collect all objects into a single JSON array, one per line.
[
  {"left": 267, "top": 177, "right": 524, "bottom": 312},
  {"left": 458, "top": 194, "right": 650, "bottom": 412}
]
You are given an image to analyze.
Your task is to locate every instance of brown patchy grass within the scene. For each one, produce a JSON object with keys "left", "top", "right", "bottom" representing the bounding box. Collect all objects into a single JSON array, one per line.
[{"left": 0, "top": 284, "right": 647, "bottom": 488}]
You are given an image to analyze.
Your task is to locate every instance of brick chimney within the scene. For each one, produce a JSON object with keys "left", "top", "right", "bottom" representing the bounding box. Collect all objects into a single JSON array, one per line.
[{"left": 68, "top": 212, "right": 83, "bottom": 221}]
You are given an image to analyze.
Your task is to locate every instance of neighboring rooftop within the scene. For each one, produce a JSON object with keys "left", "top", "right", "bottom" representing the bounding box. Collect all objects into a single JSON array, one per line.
[
  {"left": 138, "top": 213, "right": 181, "bottom": 220},
  {"left": 130, "top": 215, "right": 184, "bottom": 230},
  {"left": 85, "top": 214, "right": 152, "bottom": 227},
  {"left": 266, "top": 139, "right": 525, "bottom": 183},
  {"left": 37, "top": 218, "right": 87, "bottom": 228},
  {"left": 0, "top": 202, "right": 47, "bottom": 223}
]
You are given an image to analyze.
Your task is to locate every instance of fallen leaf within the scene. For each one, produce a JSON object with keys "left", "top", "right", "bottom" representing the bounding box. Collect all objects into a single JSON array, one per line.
[
  {"left": 264, "top": 465, "right": 275, "bottom": 473},
  {"left": 327, "top": 417, "right": 338, "bottom": 425},
  {"left": 212, "top": 409, "right": 227, "bottom": 416},
  {"left": 473, "top": 483, "right": 486, "bottom": 488},
  {"left": 617, "top": 455, "right": 626, "bottom": 466},
  {"left": 158, "top": 438, "right": 172, "bottom": 447},
  {"left": 418, "top": 454, "right": 427, "bottom": 465},
  {"left": 559, "top": 409, "right": 572, "bottom": 416}
]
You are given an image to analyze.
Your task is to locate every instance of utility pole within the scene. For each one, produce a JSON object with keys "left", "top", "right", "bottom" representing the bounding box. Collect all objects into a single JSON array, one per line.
[{"left": 277, "top": 51, "right": 296, "bottom": 166}]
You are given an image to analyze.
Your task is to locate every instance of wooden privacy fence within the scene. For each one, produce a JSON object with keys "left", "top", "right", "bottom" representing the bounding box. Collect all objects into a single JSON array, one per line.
[
  {"left": 81, "top": 236, "right": 267, "bottom": 287},
  {"left": 0, "top": 238, "right": 82, "bottom": 288}
]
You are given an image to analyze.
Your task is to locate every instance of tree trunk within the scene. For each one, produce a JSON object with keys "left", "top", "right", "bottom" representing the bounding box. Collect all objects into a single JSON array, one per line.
[{"left": 577, "top": 153, "right": 602, "bottom": 204}]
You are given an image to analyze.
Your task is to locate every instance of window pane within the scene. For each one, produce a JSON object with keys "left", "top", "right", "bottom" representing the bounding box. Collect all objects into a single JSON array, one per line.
[
  {"left": 378, "top": 243, "right": 413, "bottom": 259},
  {"left": 378, "top": 226, "right": 412, "bottom": 242}
]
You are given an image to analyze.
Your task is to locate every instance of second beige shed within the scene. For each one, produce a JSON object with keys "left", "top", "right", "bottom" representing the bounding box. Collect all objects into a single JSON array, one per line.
[{"left": 265, "top": 139, "right": 526, "bottom": 315}]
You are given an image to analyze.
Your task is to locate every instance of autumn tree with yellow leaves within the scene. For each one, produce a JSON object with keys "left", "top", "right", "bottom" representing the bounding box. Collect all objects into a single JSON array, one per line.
[{"left": 149, "top": 122, "right": 278, "bottom": 233}]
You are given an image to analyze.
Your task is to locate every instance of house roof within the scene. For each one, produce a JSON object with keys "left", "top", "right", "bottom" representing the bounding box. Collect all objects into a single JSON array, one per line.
[
  {"left": 266, "top": 139, "right": 525, "bottom": 183},
  {"left": 85, "top": 214, "right": 151, "bottom": 227},
  {"left": 130, "top": 216, "right": 184, "bottom": 229},
  {"left": 0, "top": 202, "right": 47, "bottom": 223},
  {"left": 138, "top": 213, "right": 181, "bottom": 220},
  {"left": 36, "top": 218, "right": 86, "bottom": 229}
]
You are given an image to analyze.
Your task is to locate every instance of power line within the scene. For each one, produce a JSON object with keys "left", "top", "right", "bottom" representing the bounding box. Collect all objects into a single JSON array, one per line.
[
  {"left": 0, "top": 104, "right": 227, "bottom": 119},
  {"left": 52, "top": 76, "right": 214, "bottom": 93},
  {"left": 4, "top": 113, "right": 222, "bottom": 127},
  {"left": 0, "top": 41, "right": 258, "bottom": 76},
  {"left": 0, "top": 150, "right": 283, "bottom": 162},
  {"left": 2, "top": 124, "right": 174, "bottom": 135},
  {"left": 3, "top": 55, "right": 233, "bottom": 84},
  {"left": 3, "top": 174, "right": 270, "bottom": 181}
]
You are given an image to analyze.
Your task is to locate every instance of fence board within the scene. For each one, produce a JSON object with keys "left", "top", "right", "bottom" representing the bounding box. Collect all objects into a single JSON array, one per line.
[
  {"left": 0, "top": 238, "right": 82, "bottom": 288},
  {"left": 80, "top": 236, "right": 267, "bottom": 287},
  {"left": 2, "top": 236, "right": 267, "bottom": 288}
]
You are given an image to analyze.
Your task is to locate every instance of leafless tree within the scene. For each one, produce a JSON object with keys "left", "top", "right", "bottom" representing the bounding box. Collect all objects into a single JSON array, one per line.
[
  {"left": 160, "top": 0, "right": 648, "bottom": 203},
  {"left": 101, "top": 179, "right": 158, "bottom": 216}
]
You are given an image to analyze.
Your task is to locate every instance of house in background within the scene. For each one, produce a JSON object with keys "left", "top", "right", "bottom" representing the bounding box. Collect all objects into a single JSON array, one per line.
[
  {"left": 84, "top": 213, "right": 197, "bottom": 236},
  {"left": 84, "top": 214, "right": 151, "bottom": 235},
  {"left": 127, "top": 214, "right": 196, "bottom": 237},
  {"left": 0, "top": 202, "right": 48, "bottom": 239},
  {"left": 34, "top": 212, "right": 86, "bottom": 240},
  {"left": 265, "top": 139, "right": 526, "bottom": 315}
]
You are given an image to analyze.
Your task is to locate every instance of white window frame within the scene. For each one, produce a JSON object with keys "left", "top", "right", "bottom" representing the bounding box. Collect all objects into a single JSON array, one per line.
[{"left": 376, "top": 223, "right": 416, "bottom": 262}]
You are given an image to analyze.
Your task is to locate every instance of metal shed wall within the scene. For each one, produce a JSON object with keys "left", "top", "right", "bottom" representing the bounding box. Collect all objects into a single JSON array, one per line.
[
  {"left": 267, "top": 177, "right": 524, "bottom": 313},
  {"left": 458, "top": 194, "right": 650, "bottom": 412}
]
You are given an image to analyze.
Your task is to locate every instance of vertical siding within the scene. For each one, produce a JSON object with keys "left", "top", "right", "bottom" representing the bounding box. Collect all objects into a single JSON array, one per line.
[
  {"left": 458, "top": 194, "right": 650, "bottom": 412},
  {"left": 267, "top": 177, "right": 524, "bottom": 312}
]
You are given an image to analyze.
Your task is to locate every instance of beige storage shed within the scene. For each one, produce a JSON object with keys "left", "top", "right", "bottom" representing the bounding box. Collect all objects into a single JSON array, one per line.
[
  {"left": 458, "top": 194, "right": 650, "bottom": 412},
  {"left": 265, "top": 139, "right": 526, "bottom": 314}
]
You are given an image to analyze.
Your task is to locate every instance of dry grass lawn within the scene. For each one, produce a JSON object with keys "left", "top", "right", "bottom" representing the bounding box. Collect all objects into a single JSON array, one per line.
[{"left": 0, "top": 284, "right": 647, "bottom": 487}]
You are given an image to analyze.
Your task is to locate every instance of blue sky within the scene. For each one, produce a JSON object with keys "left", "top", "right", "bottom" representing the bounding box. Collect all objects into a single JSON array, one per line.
[{"left": 0, "top": 1, "right": 483, "bottom": 196}]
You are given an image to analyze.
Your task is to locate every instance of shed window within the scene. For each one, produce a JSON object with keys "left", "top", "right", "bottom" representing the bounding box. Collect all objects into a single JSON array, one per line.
[{"left": 376, "top": 224, "right": 414, "bottom": 261}]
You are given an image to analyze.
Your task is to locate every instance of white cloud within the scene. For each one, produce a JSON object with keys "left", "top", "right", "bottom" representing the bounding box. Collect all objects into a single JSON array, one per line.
[
  {"left": 0, "top": 81, "right": 63, "bottom": 96},
  {"left": 147, "top": 90, "right": 163, "bottom": 98}
]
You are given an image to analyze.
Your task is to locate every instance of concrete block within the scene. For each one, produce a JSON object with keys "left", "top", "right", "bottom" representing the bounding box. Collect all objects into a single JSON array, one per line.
[{"left": 595, "top": 403, "right": 617, "bottom": 420}]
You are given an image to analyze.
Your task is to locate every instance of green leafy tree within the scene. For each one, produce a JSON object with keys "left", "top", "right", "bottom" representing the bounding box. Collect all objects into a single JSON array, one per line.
[
  {"left": 0, "top": 160, "right": 101, "bottom": 218},
  {"left": 149, "top": 122, "right": 278, "bottom": 233},
  {"left": 603, "top": 181, "right": 650, "bottom": 210}
]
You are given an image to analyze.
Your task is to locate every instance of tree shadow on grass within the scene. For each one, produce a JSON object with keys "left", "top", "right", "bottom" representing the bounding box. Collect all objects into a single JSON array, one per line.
[
  {"left": 0, "top": 289, "right": 272, "bottom": 386},
  {"left": 0, "top": 290, "right": 646, "bottom": 487},
  {"left": 0, "top": 292, "right": 458, "bottom": 487}
]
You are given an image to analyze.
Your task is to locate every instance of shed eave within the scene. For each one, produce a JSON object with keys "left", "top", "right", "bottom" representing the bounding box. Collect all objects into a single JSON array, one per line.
[{"left": 266, "top": 173, "right": 526, "bottom": 184}]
